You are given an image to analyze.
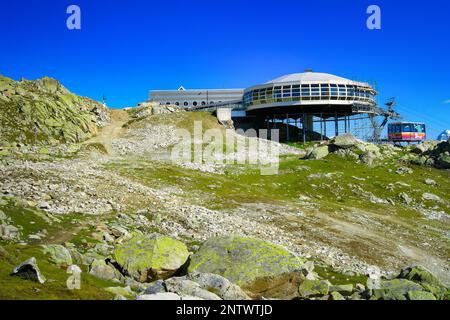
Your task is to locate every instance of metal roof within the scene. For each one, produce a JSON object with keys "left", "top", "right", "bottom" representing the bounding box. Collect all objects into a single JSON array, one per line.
[{"left": 266, "top": 72, "right": 349, "bottom": 84}]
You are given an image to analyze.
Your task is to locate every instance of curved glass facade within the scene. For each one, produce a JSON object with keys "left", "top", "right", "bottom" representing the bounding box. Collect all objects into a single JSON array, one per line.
[{"left": 243, "top": 83, "right": 376, "bottom": 107}]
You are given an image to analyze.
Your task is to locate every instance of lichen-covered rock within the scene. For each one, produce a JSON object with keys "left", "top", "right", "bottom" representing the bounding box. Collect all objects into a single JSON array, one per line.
[
  {"left": 89, "top": 259, "right": 118, "bottom": 281},
  {"left": 407, "top": 291, "right": 436, "bottom": 300},
  {"left": 298, "top": 279, "right": 330, "bottom": 298},
  {"left": 114, "top": 234, "right": 189, "bottom": 282},
  {"left": 330, "top": 291, "right": 345, "bottom": 300},
  {"left": 188, "top": 236, "right": 306, "bottom": 299},
  {"left": 330, "top": 133, "right": 359, "bottom": 149},
  {"left": 330, "top": 284, "right": 354, "bottom": 296},
  {"left": 372, "top": 279, "right": 423, "bottom": 300},
  {"left": 165, "top": 277, "right": 222, "bottom": 300},
  {"left": 0, "top": 75, "right": 110, "bottom": 145},
  {"left": 398, "top": 266, "right": 449, "bottom": 300},
  {"left": 11, "top": 257, "right": 46, "bottom": 284},
  {"left": 41, "top": 244, "right": 73, "bottom": 266},
  {"left": 305, "top": 145, "right": 329, "bottom": 160},
  {"left": 105, "top": 286, "right": 136, "bottom": 299}
]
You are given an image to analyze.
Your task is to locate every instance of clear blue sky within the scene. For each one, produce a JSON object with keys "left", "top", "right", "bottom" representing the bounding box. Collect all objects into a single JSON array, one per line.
[{"left": 1, "top": 0, "right": 449, "bottom": 139}]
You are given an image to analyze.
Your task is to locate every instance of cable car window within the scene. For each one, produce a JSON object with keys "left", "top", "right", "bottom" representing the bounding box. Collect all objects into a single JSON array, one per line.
[{"left": 402, "top": 124, "right": 411, "bottom": 132}]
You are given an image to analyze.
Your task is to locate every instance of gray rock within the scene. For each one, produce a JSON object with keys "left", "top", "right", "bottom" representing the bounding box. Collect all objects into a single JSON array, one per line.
[
  {"left": 89, "top": 259, "right": 118, "bottom": 281},
  {"left": 424, "top": 179, "right": 436, "bottom": 186},
  {"left": 137, "top": 292, "right": 183, "bottom": 300},
  {"left": 399, "top": 192, "right": 413, "bottom": 205},
  {"left": 41, "top": 244, "right": 73, "bottom": 266},
  {"left": 422, "top": 193, "right": 441, "bottom": 202},
  {"left": 144, "top": 280, "right": 167, "bottom": 295},
  {"left": 11, "top": 257, "right": 46, "bottom": 284},
  {"left": 187, "top": 272, "right": 251, "bottom": 300},
  {"left": 330, "top": 133, "right": 359, "bottom": 149},
  {"left": 37, "top": 201, "right": 50, "bottom": 209},
  {"left": 0, "top": 224, "right": 19, "bottom": 239},
  {"left": 165, "top": 277, "right": 222, "bottom": 300},
  {"left": 306, "top": 145, "right": 329, "bottom": 160}
]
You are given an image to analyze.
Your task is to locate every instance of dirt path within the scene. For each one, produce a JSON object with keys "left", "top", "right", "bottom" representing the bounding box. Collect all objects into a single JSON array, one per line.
[{"left": 84, "top": 109, "right": 130, "bottom": 156}]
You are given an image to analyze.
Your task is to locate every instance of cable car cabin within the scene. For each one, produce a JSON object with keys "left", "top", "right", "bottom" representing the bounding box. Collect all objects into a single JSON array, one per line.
[{"left": 388, "top": 122, "right": 426, "bottom": 143}]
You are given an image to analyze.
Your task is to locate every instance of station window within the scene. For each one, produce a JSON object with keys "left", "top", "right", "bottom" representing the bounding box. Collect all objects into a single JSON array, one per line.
[
  {"left": 184, "top": 102, "right": 189, "bottom": 106},
  {"left": 201, "top": 101, "right": 206, "bottom": 105},
  {"left": 193, "top": 101, "right": 198, "bottom": 106},
  {"left": 175, "top": 102, "right": 179, "bottom": 106}
]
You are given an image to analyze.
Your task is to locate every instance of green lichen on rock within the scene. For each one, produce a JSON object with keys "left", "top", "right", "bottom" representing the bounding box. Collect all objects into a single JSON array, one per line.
[
  {"left": 41, "top": 244, "right": 73, "bottom": 266},
  {"left": 188, "top": 236, "right": 306, "bottom": 299},
  {"left": 114, "top": 234, "right": 189, "bottom": 282},
  {"left": 0, "top": 74, "right": 109, "bottom": 145},
  {"left": 372, "top": 279, "right": 423, "bottom": 300},
  {"left": 407, "top": 290, "right": 437, "bottom": 300},
  {"left": 298, "top": 279, "right": 330, "bottom": 298}
]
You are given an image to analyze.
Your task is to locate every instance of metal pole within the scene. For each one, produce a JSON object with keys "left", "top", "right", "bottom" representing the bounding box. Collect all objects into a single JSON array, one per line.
[
  {"left": 303, "top": 113, "right": 306, "bottom": 144},
  {"left": 335, "top": 112, "right": 339, "bottom": 137},
  {"left": 320, "top": 113, "right": 323, "bottom": 141},
  {"left": 286, "top": 114, "right": 290, "bottom": 142}
]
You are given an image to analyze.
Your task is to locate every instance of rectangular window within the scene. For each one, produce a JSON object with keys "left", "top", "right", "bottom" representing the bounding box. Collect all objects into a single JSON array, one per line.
[
  {"left": 282, "top": 85, "right": 291, "bottom": 98},
  {"left": 402, "top": 124, "right": 411, "bottom": 132}
]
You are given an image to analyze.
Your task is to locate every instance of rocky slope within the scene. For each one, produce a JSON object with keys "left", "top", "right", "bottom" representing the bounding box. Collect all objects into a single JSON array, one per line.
[
  {"left": 0, "top": 75, "right": 109, "bottom": 146},
  {"left": 0, "top": 90, "right": 449, "bottom": 300}
]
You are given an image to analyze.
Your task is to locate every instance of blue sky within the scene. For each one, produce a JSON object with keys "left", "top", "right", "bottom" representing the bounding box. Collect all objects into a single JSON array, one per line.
[{"left": 1, "top": 0, "right": 449, "bottom": 139}]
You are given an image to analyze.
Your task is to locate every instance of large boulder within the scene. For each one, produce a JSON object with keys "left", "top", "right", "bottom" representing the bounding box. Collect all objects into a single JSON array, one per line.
[
  {"left": 398, "top": 266, "right": 449, "bottom": 300},
  {"left": 41, "top": 244, "right": 73, "bottom": 266},
  {"left": 330, "top": 133, "right": 359, "bottom": 149},
  {"left": 114, "top": 234, "right": 189, "bottom": 282},
  {"left": 372, "top": 279, "right": 423, "bottom": 300},
  {"left": 88, "top": 259, "right": 119, "bottom": 281},
  {"left": 305, "top": 145, "right": 329, "bottom": 160},
  {"left": 11, "top": 257, "right": 46, "bottom": 284},
  {"left": 188, "top": 236, "right": 306, "bottom": 299}
]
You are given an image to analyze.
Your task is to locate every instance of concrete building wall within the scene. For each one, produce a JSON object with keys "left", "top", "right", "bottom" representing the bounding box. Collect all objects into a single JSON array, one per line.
[{"left": 149, "top": 87, "right": 244, "bottom": 109}]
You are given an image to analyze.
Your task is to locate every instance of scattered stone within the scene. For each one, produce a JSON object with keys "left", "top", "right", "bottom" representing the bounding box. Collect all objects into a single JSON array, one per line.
[
  {"left": 395, "top": 167, "right": 413, "bottom": 175},
  {"left": 0, "top": 224, "right": 19, "bottom": 239},
  {"left": 11, "top": 257, "right": 46, "bottom": 284},
  {"left": 422, "top": 193, "right": 441, "bottom": 202},
  {"left": 399, "top": 192, "right": 413, "bottom": 205},
  {"left": 424, "top": 179, "right": 436, "bottom": 186},
  {"left": 41, "top": 244, "right": 73, "bottom": 266}
]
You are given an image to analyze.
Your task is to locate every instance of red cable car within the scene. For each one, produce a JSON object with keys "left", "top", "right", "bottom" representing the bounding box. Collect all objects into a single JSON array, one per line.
[{"left": 388, "top": 122, "right": 426, "bottom": 143}]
